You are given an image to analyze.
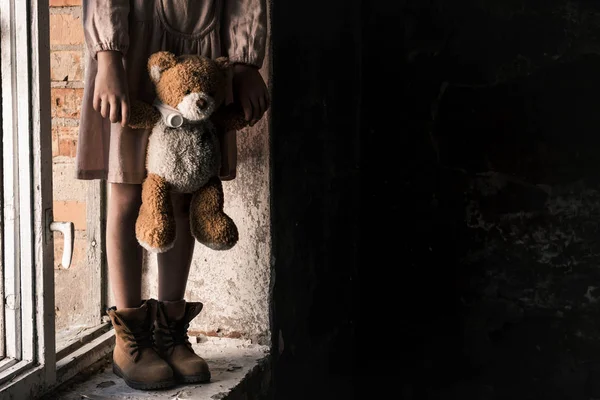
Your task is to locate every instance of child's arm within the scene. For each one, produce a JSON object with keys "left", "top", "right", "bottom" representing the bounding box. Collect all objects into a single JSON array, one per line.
[
  {"left": 83, "top": 0, "right": 131, "bottom": 127},
  {"left": 222, "top": 0, "right": 270, "bottom": 124},
  {"left": 128, "top": 101, "right": 161, "bottom": 130}
]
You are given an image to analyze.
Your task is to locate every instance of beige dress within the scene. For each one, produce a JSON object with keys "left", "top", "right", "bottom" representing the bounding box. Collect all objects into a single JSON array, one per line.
[{"left": 76, "top": 0, "right": 267, "bottom": 184}]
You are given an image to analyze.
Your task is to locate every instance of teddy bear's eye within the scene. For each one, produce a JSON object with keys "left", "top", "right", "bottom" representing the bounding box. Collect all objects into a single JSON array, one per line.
[{"left": 185, "top": 89, "right": 191, "bottom": 95}]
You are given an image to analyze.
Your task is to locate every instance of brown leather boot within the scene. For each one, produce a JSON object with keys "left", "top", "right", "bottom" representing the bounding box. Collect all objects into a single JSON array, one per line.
[
  {"left": 106, "top": 299, "right": 176, "bottom": 390},
  {"left": 155, "top": 300, "right": 211, "bottom": 383}
]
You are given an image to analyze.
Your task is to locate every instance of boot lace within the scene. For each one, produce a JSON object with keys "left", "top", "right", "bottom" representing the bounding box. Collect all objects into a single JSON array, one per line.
[
  {"left": 157, "top": 310, "right": 193, "bottom": 353},
  {"left": 123, "top": 324, "right": 156, "bottom": 361}
]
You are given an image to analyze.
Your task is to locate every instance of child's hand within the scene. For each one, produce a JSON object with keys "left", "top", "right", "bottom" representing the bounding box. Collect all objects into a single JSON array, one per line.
[
  {"left": 94, "top": 51, "right": 130, "bottom": 127},
  {"left": 232, "top": 64, "right": 269, "bottom": 126}
]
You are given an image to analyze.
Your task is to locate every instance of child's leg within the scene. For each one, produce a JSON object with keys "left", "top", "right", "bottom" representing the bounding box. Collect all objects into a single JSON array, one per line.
[
  {"left": 155, "top": 192, "right": 210, "bottom": 383},
  {"left": 107, "top": 183, "right": 144, "bottom": 309},
  {"left": 157, "top": 193, "right": 195, "bottom": 301}
]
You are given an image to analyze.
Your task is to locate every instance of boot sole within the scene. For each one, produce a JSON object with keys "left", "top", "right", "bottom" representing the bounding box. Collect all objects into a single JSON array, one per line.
[
  {"left": 176, "top": 372, "right": 211, "bottom": 384},
  {"left": 113, "top": 364, "right": 176, "bottom": 390}
]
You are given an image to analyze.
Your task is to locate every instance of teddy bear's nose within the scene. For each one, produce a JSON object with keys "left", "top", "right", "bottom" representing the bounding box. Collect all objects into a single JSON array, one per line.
[{"left": 197, "top": 98, "right": 207, "bottom": 109}]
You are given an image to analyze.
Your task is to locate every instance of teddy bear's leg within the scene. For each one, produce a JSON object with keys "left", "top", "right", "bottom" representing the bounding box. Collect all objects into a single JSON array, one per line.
[
  {"left": 136, "top": 173, "right": 177, "bottom": 253},
  {"left": 190, "top": 177, "right": 239, "bottom": 250}
]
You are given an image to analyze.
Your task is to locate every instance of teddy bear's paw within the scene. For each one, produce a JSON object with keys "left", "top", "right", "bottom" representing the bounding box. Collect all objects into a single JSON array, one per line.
[
  {"left": 135, "top": 213, "right": 177, "bottom": 253},
  {"left": 128, "top": 100, "right": 161, "bottom": 130},
  {"left": 191, "top": 214, "right": 239, "bottom": 251},
  {"left": 138, "top": 236, "right": 176, "bottom": 254}
]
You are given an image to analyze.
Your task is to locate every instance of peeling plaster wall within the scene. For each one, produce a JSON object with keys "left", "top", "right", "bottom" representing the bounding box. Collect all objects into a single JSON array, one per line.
[{"left": 49, "top": 2, "right": 95, "bottom": 333}]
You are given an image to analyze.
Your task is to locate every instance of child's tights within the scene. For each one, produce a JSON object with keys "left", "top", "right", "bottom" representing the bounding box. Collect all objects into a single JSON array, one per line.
[{"left": 106, "top": 183, "right": 195, "bottom": 309}]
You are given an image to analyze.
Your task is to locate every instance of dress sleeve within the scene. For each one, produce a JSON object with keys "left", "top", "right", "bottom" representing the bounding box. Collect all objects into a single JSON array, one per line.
[
  {"left": 82, "top": 0, "right": 130, "bottom": 60},
  {"left": 221, "top": 0, "right": 267, "bottom": 68}
]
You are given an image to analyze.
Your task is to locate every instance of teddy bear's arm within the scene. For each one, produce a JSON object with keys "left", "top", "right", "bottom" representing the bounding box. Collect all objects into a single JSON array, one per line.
[
  {"left": 211, "top": 103, "right": 252, "bottom": 132},
  {"left": 128, "top": 100, "right": 161, "bottom": 130}
]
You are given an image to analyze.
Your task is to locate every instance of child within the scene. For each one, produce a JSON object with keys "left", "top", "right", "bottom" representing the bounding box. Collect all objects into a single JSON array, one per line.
[{"left": 76, "top": 0, "right": 269, "bottom": 390}]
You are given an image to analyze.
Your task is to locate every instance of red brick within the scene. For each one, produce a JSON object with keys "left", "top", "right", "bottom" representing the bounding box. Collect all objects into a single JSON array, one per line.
[
  {"left": 58, "top": 140, "right": 77, "bottom": 158},
  {"left": 50, "top": 0, "right": 82, "bottom": 6},
  {"left": 53, "top": 201, "right": 86, "bottom": 230},
  {"left": 53, "top": 126, "right": 79, "bottom": 158},
  {"left": 51, "top": 88, "right": 84, "bottom": 119},
  {"left": 50, "top": 51, "right": 83, "bottom": 82},
  {"left": 52, "top": 127, "right": 59, "bottom": 157},
  {"left": 50, "top": 14, "right": 84, "bottom": 47}
]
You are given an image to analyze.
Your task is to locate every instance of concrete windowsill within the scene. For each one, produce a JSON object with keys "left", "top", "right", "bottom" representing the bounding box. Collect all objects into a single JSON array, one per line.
[{"left": 48, "top": 337, "right": 271, "bottom": 400}]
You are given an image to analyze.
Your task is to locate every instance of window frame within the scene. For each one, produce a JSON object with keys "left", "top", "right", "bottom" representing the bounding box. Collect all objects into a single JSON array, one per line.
[{"left": 0, "top": 0, "right": 56, "bottom": 396}]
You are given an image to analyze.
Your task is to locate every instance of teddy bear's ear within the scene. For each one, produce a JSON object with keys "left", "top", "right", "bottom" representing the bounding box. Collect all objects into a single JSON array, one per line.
[
  {"left": 214, "top": 57, "right": 231, "bottom": 72},
  {"left": 148, "top": 51, "right": 177, "bottom": 83}
]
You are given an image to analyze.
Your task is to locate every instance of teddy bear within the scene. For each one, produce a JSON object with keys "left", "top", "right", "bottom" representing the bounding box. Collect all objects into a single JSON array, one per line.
[{"left": 127, "top": 51, "right": 250, "bottom": 253}]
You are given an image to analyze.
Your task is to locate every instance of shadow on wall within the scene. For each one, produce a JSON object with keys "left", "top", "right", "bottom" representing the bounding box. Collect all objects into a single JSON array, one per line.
[
  {"left": 358, "top": 1, "right": 600, "bottom": 399},
  {"left": 271, "top": 0, "right": 600, "bottom": 399},
  {"left": 421, "top": 55, "right": 600, "bottom": 400}
]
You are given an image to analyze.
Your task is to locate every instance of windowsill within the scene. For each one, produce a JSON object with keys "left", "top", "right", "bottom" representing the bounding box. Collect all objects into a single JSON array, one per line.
[
  {"left": 56, "top": 323, "right": 112, "bottom": 362},
  {"left": 44, "top": 336, "right": 271, "bottom": 399}
]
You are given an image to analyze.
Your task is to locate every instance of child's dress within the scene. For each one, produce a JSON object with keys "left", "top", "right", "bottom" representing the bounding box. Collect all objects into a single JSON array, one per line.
[{"left": 76, "top": 0, "right": 267, "bottom": 184}]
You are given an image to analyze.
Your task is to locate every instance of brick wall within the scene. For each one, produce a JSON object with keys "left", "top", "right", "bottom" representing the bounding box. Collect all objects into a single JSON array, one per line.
[{"left": 49, "top": 0, "right": 92, "bottom": 331}]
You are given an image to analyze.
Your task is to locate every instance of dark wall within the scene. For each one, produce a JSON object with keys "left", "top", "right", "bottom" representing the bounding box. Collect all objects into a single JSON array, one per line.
[
  {"left": 272, "top": 1, "right": 600, "bottom": 399},
  {"left": 270, "top": 0, "right": 361, "bottom": 399},
  {"left": 269, "top": 0, "right": 418, "bottom": 397}
]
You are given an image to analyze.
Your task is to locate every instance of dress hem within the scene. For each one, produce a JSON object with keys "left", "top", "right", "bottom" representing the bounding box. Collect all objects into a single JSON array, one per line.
[{"left": 76, "top": 169, "right": 147, "bottom": 185}]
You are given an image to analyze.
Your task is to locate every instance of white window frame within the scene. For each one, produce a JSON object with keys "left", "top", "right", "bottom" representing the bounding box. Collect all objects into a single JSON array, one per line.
[
  {"left": 0, "top": 0, "right": 56, "bottom": 397},
  {"left": 0, "top": 1, "right": 115, "bottom": 397}
]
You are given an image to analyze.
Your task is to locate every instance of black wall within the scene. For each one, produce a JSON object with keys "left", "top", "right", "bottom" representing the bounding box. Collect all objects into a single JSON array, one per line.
[
  {"left": 272, "top": 1, "right": 600, "bottom": 399},
  {"left": 270, "top": 0, "right": 361, "bottom": 398}
]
